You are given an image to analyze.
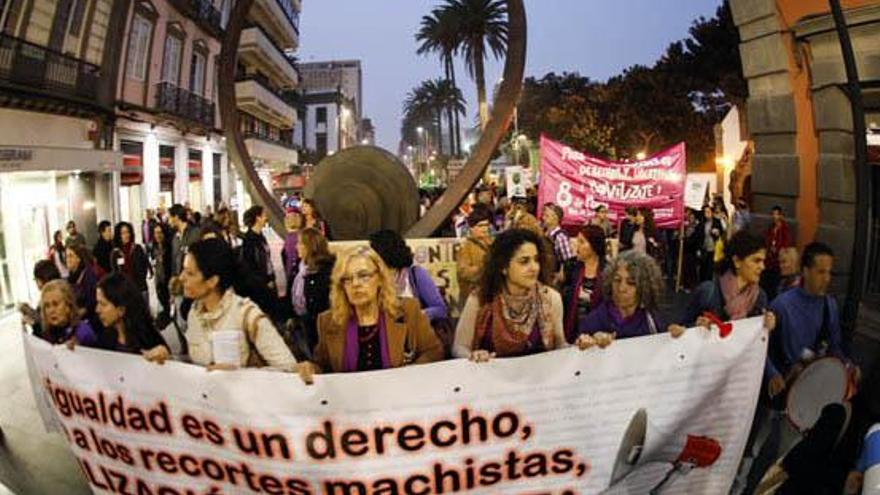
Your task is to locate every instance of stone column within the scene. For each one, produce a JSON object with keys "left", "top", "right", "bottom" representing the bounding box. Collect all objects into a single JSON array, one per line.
[
  {"left": 143, "top": 132, "right": 161, "bottom": 209},
  {"left": 730, "top": 0, "right": 801, "bottom": 239},
  {"left": 174, "top": 140, "right": 189, "bottom": 205}
]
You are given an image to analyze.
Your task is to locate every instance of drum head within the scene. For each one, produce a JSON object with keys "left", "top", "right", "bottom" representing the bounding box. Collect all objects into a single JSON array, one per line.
[{"left": 786, "top": 357, "right": 848, "bottom": 432}]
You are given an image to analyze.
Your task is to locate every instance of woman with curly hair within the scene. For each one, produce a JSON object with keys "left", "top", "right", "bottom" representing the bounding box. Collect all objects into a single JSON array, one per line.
[
  {"left": 453, "top": 229, "right": 567, "bottom": 361},
  {"left": 298, "top": 246, "right": 443, "bottom": 377},
  {"left": 575, "top": 250, "right": 685, "bottom": 350}
]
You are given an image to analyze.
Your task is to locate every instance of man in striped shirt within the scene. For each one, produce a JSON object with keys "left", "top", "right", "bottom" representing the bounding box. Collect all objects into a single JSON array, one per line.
[{"left": 542, "top": 203, "right": 575, "bottom": 276}]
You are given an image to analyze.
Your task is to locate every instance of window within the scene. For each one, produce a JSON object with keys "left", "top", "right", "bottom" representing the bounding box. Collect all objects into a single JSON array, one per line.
[
  {"left": 316, "top": 133, "right": 327, "bottom": 156},
  {"left": 161, "top": 35, "right": 182, "bottom": 85},
  {"left": 189, "top": 48, "right": 206, "bottom": 96},
  {"left": 0, "top": 0, "right": 24, "bottom": 34},
  {"left": 126, "top": 14, "right": 152, "bottom": 81},
  {"left": 316, "top": 107, "right": 327, "bottom": 124},
  {"left": 68, "top": 0, "right": 87, "bottom": 37}
]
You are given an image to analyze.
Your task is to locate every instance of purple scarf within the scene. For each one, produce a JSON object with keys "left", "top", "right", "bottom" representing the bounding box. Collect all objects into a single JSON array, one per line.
[
  {"left": 342, "top": 313, "right": 392, "bottom": 372},
  {"left": 283, "top": 232, "right": 299, "bottom": 279}
]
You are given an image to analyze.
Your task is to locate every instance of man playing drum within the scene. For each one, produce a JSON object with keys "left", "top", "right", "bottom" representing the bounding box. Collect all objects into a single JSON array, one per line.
[{"left": 764, "top": 241, "right": 859, "bottom": 396}]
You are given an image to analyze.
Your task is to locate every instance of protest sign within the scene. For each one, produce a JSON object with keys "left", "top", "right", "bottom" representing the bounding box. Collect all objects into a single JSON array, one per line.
[
  {"left": 538, "top": 136, "right": 686, "bottom": 228},
  {"left": 25, "top": 317, "right": 766, "bottom": 494}
]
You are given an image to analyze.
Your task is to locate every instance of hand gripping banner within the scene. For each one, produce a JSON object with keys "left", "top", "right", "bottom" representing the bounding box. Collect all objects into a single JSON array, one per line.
[
  {"left": 24, "top": 318, "right": 766, "bottom": 494},
  {"left": 537, "top": 136, "right": 687, "bottom": 229}
]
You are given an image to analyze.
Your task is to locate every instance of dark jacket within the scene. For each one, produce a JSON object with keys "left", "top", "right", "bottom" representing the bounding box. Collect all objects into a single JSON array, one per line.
[
  {"left": 151, "top": 236, "right": 173, "bottom": 285},
  {"left": 304, "top": 258, "right": 334, "bottom": 318},
  {"left": 680, "top": 277, "right": 768, "bottom": 327},
  {"left": 93, "top": 239, "right": 114, "bottom": 275},
  {"left": 619, "top": 219, "right": 637, "bottom": 251},
  {"left": 68, "top": 264, "right": 98, "bottom": 320},
  {"left": 171, "top": 223, "right": 202, "bottom": 276},
  {"left": 561, "top": 259, "right": 604, "bottom": 343},
  {"left": 689, "top": 217, "right": 724, "bottom": 256},
  {"left": 111, "top": 243, "right": 150, "bottom": 292},
  {"left": 241, "top": 230, "right": 274, "bottom": 288}
]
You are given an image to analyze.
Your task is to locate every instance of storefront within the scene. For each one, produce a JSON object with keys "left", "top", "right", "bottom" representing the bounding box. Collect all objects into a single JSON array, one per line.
[{"left": 0, "top": 145, "right": 121, "bottom": 308}]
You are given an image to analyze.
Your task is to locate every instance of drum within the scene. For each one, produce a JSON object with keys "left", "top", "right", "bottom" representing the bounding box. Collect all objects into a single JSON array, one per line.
[{"left": 785, "top": 357, "right": 852, "bottom": 432}]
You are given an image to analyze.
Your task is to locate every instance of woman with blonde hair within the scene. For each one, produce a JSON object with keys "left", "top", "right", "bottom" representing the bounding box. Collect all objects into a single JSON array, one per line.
[
  {"left": 299, "top": 246, "right": 443, "bottom": 377},
  {"left": 37, "top": 279, "right": 99, "bottom": 347}
]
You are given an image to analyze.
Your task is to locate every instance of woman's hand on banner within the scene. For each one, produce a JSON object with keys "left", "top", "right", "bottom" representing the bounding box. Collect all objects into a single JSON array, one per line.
[
  {"left": 469, "top": 350, "right": 495, "bottom": 363},
  {"left": 64, "top": 337, "right": 78, "bottom": 351},
  {"left": 206, "top": 363, "right": 237, "bottom": 372},
  {"left": 593, "top": 332, "right": 615, "bottom": 348},
  {"left": 575, "top": 334, "right": 596, "bottom": 351},
  {"left": 297, "top": 362, "right": 317, "bottom": 385},
  {"left": 668, "top": 324, "right": 687, "bottom": 338},
  {"left": 142, "top": 345, "right": 170, "bottom": 365},
  {"left": 695, "top": 316, "right": 713, "bottom": 330},
  {"left": 762, "top": 311, "right": 777, "bottom": 332}
]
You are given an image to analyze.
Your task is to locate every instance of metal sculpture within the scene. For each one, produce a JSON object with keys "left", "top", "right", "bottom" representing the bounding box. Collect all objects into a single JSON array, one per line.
[
  {"left": 303, "top": 146, "right": 420, "bottom": 240},
  {"left": 218, "top": 0, "right": 527, "bottom": 238}
]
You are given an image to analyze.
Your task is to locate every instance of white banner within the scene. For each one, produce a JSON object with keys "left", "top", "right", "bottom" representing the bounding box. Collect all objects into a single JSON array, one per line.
[{"left": 24, "top": 318, "right": 767, "bottom": 494}]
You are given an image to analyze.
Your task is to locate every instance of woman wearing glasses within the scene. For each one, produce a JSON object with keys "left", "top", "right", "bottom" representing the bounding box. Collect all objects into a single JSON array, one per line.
[
  {"left": 453, "top": 229, "right": 567, "bottom": 361},
  {"left": 299, "top": 246, "right": 444, "bottom": 378}
]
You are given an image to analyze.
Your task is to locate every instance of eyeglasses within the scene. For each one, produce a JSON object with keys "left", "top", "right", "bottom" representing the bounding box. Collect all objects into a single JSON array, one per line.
[
  {"left": 341, "top": 270, "right": 377, "bottom": 287},
  {"left": 474, "top": 221, "right": 491, "bottom": 229}
]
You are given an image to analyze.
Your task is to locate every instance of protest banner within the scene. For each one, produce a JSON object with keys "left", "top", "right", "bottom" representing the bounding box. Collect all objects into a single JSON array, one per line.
[
  {"left": 505, "top": 166, "right": 530, "bottom": 199},
  {"left": 24, "top": 317, "right": 767, "bottom": 494},
  {"left": 684, "top": 174, "right": 716, "bottom": 210},
  {"left": 537, "top": 136, "right": 686, "bottom": 228},
  {"left": 330, "top": 238, "right": 464, "bottom": 317}
]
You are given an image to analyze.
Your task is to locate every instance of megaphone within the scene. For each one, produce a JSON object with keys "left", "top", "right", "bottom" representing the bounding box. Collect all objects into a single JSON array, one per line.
[{"left": 602, "top": 408, "right": 722, "bottom": 495}]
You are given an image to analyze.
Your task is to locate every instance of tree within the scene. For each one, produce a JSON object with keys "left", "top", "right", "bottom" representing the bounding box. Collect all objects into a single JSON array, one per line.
[
  {"left": 442, "top": 0, "right": 508, "bottom": 131},
  {"left": 416, "top": 8, "right": 463, "bottom": 155},
  {"left": 402, "top": 79, "right": 466, "bottom": 156}
]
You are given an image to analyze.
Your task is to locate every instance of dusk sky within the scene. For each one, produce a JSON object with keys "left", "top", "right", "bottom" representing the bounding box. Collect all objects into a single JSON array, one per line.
[{"left": 298, "top": 0, "right": 724, "bottom": 150}]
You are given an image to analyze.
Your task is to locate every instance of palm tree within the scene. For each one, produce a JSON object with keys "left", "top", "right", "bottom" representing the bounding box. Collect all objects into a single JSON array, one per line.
[
  {"left": 445, "top": 0, "right": 508, "bottom": 131},
  {"left": 402, "top": 79, "right": 466, "bottom": 157},
  {"left": 416, "top": 8, "right": 462, "bottom": 155}
]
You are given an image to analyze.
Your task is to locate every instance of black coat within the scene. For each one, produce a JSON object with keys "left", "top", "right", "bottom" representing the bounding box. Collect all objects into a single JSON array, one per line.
[
  {"left": 111, "top": 244, "right": 150, "bottom": 292},
  {"left": 619, "top": 219, "right": 637, "bottom": 251},
  {"left": 241, "top": 230, "right": 274, "bottom": 288},
  {"left": 689, "top": 218, "right": 724, "bottom": 255}
]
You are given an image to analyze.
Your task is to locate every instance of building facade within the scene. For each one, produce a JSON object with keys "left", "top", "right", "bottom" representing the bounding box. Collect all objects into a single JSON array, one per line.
[
  {"left": 729, "top": 0, "right": 880, "bottom": 333},
  {"left": 0, "top": 0, "right": 127, "bottom": 307},
  {"left": 294, "top": 59, "right": 363, "bottom": 159},
  {"left": 115, "top": 0, "right": 230, "bottom": 234},
  {"left": 233, "top": 0, "right": 301, "bottom": 211}
]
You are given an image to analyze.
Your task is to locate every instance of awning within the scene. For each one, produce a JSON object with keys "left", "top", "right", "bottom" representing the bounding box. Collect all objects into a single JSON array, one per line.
[{"left": 0, "top": 145, "right": 122, "bottom": 173}]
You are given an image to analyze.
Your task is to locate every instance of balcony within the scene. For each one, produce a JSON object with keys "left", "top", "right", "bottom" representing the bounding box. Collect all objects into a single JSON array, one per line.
[
  {"left": 169, "top": 0, "right": 223, "bottom": 38},
  {"left": 235, "top": 75, "right": 296, "bottom": 128},
  {"left": 239, "top": 26, "right": 299, "bottom": 89},
  {"left": 250, "top": 0, "right": 300, "bottom": 50},
  {"left": 244, "top": 131, "right": 299, "bottom": 165},
  {"left": 154, "top": 82, "right": 215, "bottom": 128},
  {"left": 0, "top": 33, "right": 101, "bottom": 106}
]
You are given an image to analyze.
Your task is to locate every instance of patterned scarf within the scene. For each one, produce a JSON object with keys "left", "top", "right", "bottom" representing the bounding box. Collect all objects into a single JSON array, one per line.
[
  {"left": 473, "top": 284, "right": 557, "bottom": 357},
  {"left": 719, "top": 270, "right": 759, "bottom": 320}
]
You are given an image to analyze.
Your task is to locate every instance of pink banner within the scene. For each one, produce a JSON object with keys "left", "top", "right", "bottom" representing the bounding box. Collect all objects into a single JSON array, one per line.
[{"left": 537, "top": 135, "right": 686, "bottom": 229}]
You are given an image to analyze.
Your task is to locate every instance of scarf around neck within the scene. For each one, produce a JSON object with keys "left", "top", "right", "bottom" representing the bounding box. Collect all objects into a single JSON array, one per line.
[
  {"left": 474, "top": 284, "right": 557, "bottom": 357},
  {"left": 719, "top": 270, "right": 759, "bottom": 320}
]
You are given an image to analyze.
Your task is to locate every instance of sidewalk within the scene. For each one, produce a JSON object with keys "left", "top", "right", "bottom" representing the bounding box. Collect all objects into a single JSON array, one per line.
[{"left": 0, "top": 314, "right": 90, "bottom": 495}]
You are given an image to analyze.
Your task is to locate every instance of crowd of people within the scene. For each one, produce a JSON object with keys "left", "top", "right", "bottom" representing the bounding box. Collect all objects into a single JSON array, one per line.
[{"left": 16, "top": 185, "right": 872, "bottom": 494}]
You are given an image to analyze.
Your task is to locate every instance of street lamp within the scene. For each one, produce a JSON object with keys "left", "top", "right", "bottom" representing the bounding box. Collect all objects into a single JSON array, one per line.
[{"left": 635, "top": 151, "right": 647, "bottom": 161}]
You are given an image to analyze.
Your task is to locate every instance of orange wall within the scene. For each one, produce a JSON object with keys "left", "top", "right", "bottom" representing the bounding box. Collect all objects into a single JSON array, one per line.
[
  {"left": 778, "top": 0, "right": 879, "bottom": 27},
  {"left": 773, "top": 0, "right": 880, "bottom": 247}
]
